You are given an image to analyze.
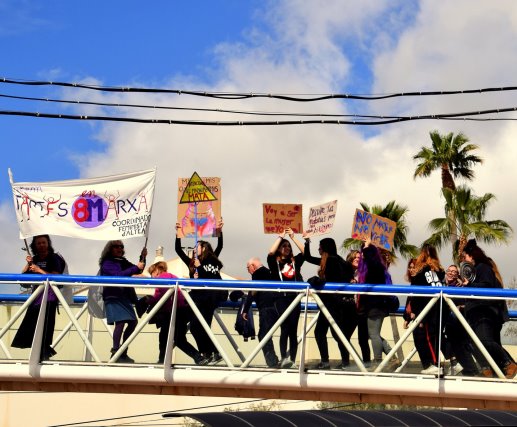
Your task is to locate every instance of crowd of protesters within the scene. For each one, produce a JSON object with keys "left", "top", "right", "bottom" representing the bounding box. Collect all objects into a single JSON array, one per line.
[{"left": 11, "top": 230, "right": 516, "bottom": 379}]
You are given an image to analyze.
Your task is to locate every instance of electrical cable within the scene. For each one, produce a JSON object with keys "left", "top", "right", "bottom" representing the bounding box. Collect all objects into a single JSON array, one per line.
[
  {"left": 0, "top": 92, "right": 387, "bottom": 118},
  {"left": 3, "top": 76, "right": 517, "bottom": 101},
  {"left": 1, "top": 106, "right": 517, "bottom": 126}
]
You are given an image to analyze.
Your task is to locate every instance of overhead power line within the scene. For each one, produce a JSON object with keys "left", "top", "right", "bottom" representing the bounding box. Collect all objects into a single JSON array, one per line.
[
  {"left": 3, "top": 77, "right": 517, "bottom": 101},
  {"left": 1, "top": 106, "right": 517, "bottom": 126},
  {"left": 0, "top": 93, "right": 359, "bottom": 118}
]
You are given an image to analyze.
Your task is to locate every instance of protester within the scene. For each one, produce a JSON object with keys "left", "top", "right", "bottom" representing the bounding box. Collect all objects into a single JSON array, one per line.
[
  {"left": 242, "top": 257, "right": 280, "bottom": 368},
  {"left": 99, "top": 240, "right": 147, "bottom": 363},
  {"left": 441, "top": 264, "right": 480, "bottom": 376},
  {"left": 348, "top": 249, "right": 371, "bottom": 365},
  {"left": 403, "top": 244, "right": 444, "bottom": 375},
  {"left": 12, "top": 235, "right": 66, "bottom": 360},
  {"left": 461, "top": 239, "right": 517, "bottom": 378},
  {"left": 175, "top": 221, "right": 227, "bottom": 364},
  {"left": 356, "top": 239, "right": 396, "bottom": 370},
  {"left": 304, "top": 237, "right": 355, "bottom": 370},
  {"left": 267, "top": 227, "right": 305, "bottom": 368},
  {"left": 146, "top": 261, "right": 208, "bottom": 365}
]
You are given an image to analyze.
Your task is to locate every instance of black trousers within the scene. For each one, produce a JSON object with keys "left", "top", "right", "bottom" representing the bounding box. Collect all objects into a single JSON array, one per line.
[
  {"left": 156, "top": 306, "right": 199, "bottom": 363},
  {"left": 274, "top": 295, "right": 300, "bottom": 361},
  {"left": 467, "top": 307, "right": 511, "bottom": 370},
  {"left": 413, "top": 321, "right": 439, "bottom": 369},
  {"left": 357, "top": 315, "right": 371, "bottom": 362},
  {"left": 314, "top": 296, "right": 357, "bottom": 364},
  {"left": 257, "top": 305, "right": 280, "bottom": 367}
]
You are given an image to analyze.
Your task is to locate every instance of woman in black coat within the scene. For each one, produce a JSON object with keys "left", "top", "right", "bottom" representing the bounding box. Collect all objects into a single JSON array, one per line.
[
  {"left": 461, "top": 239, "right": 516, "bottom": 378},
  {"left": 304, "top": 237, "right": 355, "bottom": 369}
]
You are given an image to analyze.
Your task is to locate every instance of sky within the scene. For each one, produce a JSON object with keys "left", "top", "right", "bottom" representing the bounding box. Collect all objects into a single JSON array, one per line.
[{"left": 1, "top": 0, "right": 517, "bottom": 286}]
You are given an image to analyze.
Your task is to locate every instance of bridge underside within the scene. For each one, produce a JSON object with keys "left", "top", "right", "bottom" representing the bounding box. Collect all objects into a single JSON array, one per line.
[{"left": 0, "top": 363, "right": 515, "bottom": 410}]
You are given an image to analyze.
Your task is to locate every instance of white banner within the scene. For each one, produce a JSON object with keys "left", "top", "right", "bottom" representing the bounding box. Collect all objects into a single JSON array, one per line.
[{"left": 11, "top": 168, "right": 156, "bottom": 240}]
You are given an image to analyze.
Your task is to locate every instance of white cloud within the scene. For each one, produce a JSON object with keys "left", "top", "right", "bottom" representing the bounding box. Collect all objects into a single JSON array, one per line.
[{"left": 2, "top": 0, "right": 516, "bottom": 286}]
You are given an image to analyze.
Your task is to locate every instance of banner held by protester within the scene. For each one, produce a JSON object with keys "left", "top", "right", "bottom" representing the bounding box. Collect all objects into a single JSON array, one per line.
[{"left": 10, "top": 168, "right": 156, "bottom": 240}]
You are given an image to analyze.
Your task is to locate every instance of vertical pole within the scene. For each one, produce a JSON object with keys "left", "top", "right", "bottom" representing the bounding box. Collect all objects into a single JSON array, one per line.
[{"left": 8, "top": 168, "right": 31, "bottom": 258}]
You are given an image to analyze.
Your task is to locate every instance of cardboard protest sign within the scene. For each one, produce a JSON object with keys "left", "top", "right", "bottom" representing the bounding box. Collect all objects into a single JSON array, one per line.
[
  {"left": 304, "top": 200, "right": 337, "bottom": 237},
  {"left": 263, "top": 203, "right": 303, "bottom": 234},
  {"left": 351, "top": 208, "right": 396, "bottom": 251},
  {"left": 11, "top": 169, "right": 155, "bottom": 240},
  {"left": 177, "top": 175, "right": 221, "bottom": 238}
]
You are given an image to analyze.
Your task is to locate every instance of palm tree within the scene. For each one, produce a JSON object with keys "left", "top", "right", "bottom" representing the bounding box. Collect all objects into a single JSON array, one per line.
[
  {"left": 425, "top": 185, "right": 513, "bottom": 260},
  {"left": 343, "top": 200, "right": 419, "bottom": 261},
  {"left": 413, "top": 130, "right": 483, "bottom": 191},
  {"left": 413, "top": 130, "right": 483, "bottom": 250}
]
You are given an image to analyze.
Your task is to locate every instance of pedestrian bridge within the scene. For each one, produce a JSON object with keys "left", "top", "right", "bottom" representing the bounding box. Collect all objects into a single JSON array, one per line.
[{"left": 0, "top": 273, "right": 515, "bottom": 410}]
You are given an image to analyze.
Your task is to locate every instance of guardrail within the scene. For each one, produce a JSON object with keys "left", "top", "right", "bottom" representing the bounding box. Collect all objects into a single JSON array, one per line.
[{"left": 0, "top": 273, "right": 515, "bottom": 376}]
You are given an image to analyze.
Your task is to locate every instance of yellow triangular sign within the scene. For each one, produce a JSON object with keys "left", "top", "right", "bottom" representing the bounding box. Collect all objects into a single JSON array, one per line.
[{"left": 179, "top": 172, "right": 218, "bottom": 204}]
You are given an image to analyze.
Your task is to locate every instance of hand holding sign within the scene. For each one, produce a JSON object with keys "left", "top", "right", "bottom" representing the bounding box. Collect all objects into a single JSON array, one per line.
[
  {"left": 263, "top": 203, "right": 303, "bottom": 234},
  {"left": 304, "top": 200, "right": 337, "bottom": 238},
  {"left": 351, "top": 208, "right": 396, "bottom": 251}
]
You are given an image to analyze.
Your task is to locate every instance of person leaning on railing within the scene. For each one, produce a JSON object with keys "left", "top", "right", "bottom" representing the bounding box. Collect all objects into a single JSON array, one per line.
[
  {"left": 461, "top": 239, "right": 517, "bottom": 379},
  {"left": 11, "top": 234, "right": 66, "bottom": 361},
  {"left": 146, "top": 261, "right": 208, "bottom": 366},
  {"left": 304, "top": 236, "right": 355, "bottom": 370}
]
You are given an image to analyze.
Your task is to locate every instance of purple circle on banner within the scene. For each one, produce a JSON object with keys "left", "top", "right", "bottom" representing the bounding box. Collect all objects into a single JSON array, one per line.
[{"left": 72, "top": 195, "right": 107, "bottom": 228}]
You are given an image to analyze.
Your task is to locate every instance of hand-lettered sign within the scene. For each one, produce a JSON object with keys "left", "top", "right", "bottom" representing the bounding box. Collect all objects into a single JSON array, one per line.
[
  {"left": 177, "top": 175, "right": 221, "bottom": 238},
  {"left": 11, "top": 168, "right": 155, "bottom": 240},
  {"left": 351, "top": 208, "right": 396, "bottom": 251},
  {"left": 263, "top": 203, "right": 303, "bottom": 234},
  {"left": 179, "top": 172, "right": 217, "bottom": 204},
  {"left": 304, "top": 200, "right": 337, "bottom": 237}
]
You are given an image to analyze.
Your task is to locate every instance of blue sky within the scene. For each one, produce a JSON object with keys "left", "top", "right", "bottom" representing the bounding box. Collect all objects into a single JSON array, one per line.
[
  {"left": 1, "top": 0, "right": 517, "bottom": 284},
  {"left": 0, "top": 0, "right": 264, "bottom": 190}
]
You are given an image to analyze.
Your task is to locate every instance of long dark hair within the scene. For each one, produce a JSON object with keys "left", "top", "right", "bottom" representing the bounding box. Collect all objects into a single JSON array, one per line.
[
  {"left": 357, "top": 244, "right": 386, "bottom": 284},
  {"left": 275, "top": 238, "right": 294, "bottom": 262},
  {"left": 189, "top": 240, "right": 223, "bottom": 275},
  {"left": 318, "top": 238, "right": 337, "bottom": 279},
  {"left": 30, "top": 234, "right": 55, "bottom": 256},
  {"left": 463, "top": 239, "right": 504, "bottom": 286}
]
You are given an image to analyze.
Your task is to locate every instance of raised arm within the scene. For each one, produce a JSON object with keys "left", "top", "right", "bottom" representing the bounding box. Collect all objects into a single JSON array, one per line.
[
  {"left": 303, "top": 238, "right": 320, "bottom": 266},
  {"left": 174, "top": 223, "right": 191, "bottom": 266},
  {"left": 268, "top": 229, "right": 286, "bottom": 256},
  {"left": 214, "top": 219, "right": 223, "bottom": 257},
  {"left": 286, "top": 227, "right": 304, "bottom": 254}
]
